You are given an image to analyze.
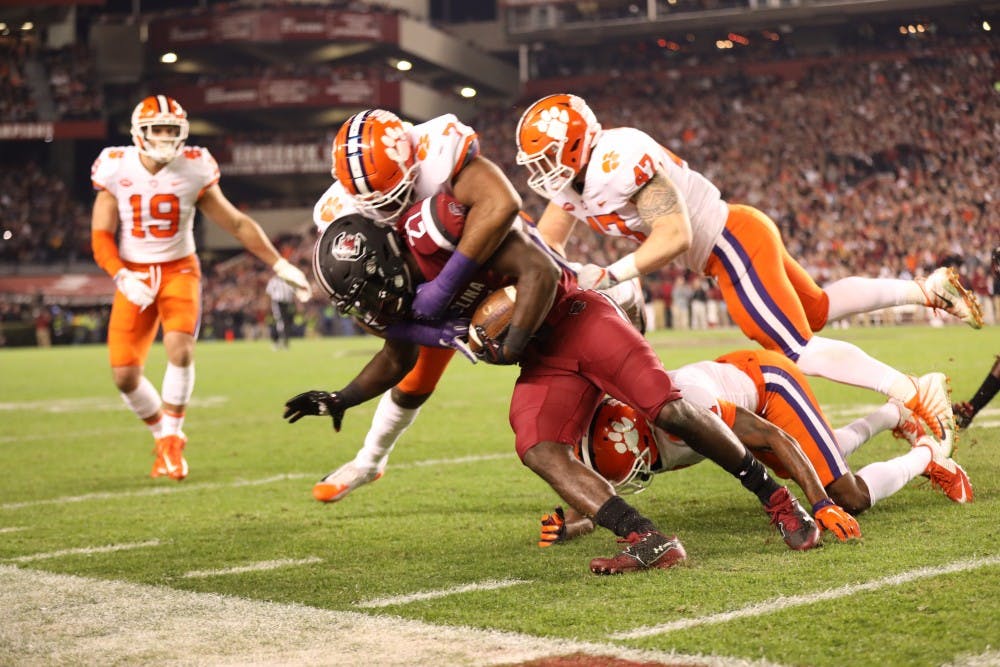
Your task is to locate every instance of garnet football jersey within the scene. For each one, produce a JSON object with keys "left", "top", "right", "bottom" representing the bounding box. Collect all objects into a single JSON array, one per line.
[{"left": 91, "top": 145, "right": 219, "bottom": 263}]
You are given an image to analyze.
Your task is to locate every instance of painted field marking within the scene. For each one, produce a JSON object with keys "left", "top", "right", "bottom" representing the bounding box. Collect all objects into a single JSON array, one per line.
[
  {"left": 355, "top": 579, "right": 529, "bottom": 609},
  {"left": 1, "top": 565, "right": 771, "bottom": 667},
  {"left": 0, "top": 455, "right": 510, "bottom": 511},
  {"left": 0, "top": 526, "right": 28, "bottom": 534},
  {"left": 610, "top": 554, "right": 1000, "bottom": 639},
  {"left": 181, "top": 557, "right": 323, "bottom": 579},
  {"left": 4, "top": 540, "right": 162, "bottom": 563},
  {"left": 0, "top": 395, "right": 229, "bottom": 414}
]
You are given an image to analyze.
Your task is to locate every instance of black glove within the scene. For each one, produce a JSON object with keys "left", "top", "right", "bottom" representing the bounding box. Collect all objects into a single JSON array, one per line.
[
  {"left": 283, "top": 390, "right": 347, "bottom": 431},
  {"left": 474, "top": 325, "right": 518, "bottom": 365}
]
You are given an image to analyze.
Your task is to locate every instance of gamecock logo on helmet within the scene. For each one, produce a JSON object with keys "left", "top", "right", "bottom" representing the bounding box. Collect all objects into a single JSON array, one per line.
[{"left": 331, "top": 231, "right": 366, "bottom": 261}]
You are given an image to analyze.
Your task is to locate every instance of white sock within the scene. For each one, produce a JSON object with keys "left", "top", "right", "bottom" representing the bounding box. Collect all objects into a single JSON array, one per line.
[
  {"left": 147, "top": 415, "right": 165, "bottom": 439},
  {"left": 354, "top": 391, "right": 421, "bottom": 470},
  {"left": 120, "top": 376, "right": 162, "bottom": 421},
  {"left": 835, "top": 403, "right": 901, "bottom": 457},
  {"left": 795, "top": 336, "right": 910, "bottom": 396},
  {"left": 162, "top": 410, "right": 185, "bottom": 437},
  {"left": 855, "top": 447, "right": 931, "bottom": 506},
  {"left": 824, "top": 277, "right": 914, "bottom": 321},
  {"left": 162, "top": 362, "right": 195, "bottom": 406}
]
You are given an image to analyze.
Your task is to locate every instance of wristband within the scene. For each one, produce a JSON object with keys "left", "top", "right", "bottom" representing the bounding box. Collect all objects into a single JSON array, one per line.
[
  {"left": 607, "top": 253, "right": 639, "bottom": 283},
  {"left": 811, "top": 498, "right": 835, "bottom": 513}
]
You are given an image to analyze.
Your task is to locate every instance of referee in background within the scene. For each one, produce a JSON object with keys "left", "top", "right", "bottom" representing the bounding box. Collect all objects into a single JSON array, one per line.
[{"left": 266, "top": 272, "right": 297, "bottom": 350}]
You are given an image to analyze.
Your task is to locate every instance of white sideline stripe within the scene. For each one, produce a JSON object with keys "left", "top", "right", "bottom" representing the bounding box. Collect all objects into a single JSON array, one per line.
[
  {"left": 0, "top": 474, "right": 310, "bottom": 511},
  {"left": 0, "top": 526, "right": 28, "bottom": 533},
  {"left": 4, "top": 540, "right": 161, "bottom": 563},
  {"left": 356, "top": 579, "right": 529, "bottom": 609},
  {"left": 181, "top": 557, "right": 323, "bottom": 579},
  {"left": 610, "top": 554, "right": 1000, "bottom": 639},
  {"left": 0, "top": 566, "right": 777, "bottom": 667},
  {"left": 0, "top": 455, "right": 511, "bottom": 511},
  {"left": 944, "top": 649, "right": 1000, "bottom": 667}
]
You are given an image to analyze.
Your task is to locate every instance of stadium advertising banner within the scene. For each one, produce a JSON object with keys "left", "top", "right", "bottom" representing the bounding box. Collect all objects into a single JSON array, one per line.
[
  {"left": 165, "top": 79, "right": 399, "bottom": 112},
  {"left": 0, "top": 121, "right": 106, "bottom": 141},
  {"left": 149, "top": 9, "right": 399, "bottom": 49},
  {"left": 0, "top": 274, "right": 113, "bottom": 304},
  {"left": 215, "top": 143, "right": 329, "bottom": 176}
]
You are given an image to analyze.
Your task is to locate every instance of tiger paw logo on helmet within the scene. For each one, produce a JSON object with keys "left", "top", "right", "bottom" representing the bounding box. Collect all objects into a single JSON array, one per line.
[
  {"left": 534, "top": 106, "right": 570, "bottom": 141},
  {"left": 601, "top": 151, "right": 619, "bottom": 173},
  {"left": 605, "top": 415, "right": 642, "bottom": 457},
  {"left": 380, "top": 124, "right": 411, "bottom": 166}
]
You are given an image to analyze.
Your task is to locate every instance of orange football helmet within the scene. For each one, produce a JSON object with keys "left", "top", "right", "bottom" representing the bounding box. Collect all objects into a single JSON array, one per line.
[
  {"left": 515, "top": 93, "right": 601, "bottom": 199},
  {"left": 331, "top": 109, "right": 417, "bottom": 223},
  {"left": 130, "top": 95, "right": 189, "bottom": 164},
  {"left": 577, "top": 397, "right": 659, "bottom": 494}
]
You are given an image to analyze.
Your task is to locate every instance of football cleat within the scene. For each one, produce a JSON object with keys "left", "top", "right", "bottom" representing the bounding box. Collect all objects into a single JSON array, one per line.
[
  {"left": 151, "top": 433, "right": 188, "bottom": 481},
  {"left": 917, "top": 267, "right": 984, "bottom": 329},
  {"left": 903, "top": 373, "right": 953, "bottom": 440},
  {"left": 916, "top": 435, "right": 973, "bottom": 504},
  {"left": 312, "top": 460, "right": 384, "bottom": 503},
  {"left": 763, "top": 487, "right": 821, "bottom": 551},
  {"left": 890, "top": 402, "right": 925, "bottom": 446},
  {"left": 953, "top": 401, "right": 975, "bottom": 430},
  {"left": 589, "top": 531, "right": 686, "bottom": 575}
]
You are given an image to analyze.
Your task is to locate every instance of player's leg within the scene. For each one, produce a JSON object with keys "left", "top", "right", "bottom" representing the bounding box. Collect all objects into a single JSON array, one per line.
[
  {"left": 512, "top": 369, "right": 686, "bottom": 574},
  {"left": 269, "top": 299, "right": 284, "bottom": 349},
  {"left": 822, "top": 269, "right": 983, "bottom": 329},
  {"left": 155, "top": 259, "right": 201, "bottom": 481},
  {"left": 954, "top": 355, "right": 1000, "bottom": 428},
  {"left": 709, "top": 205, "right": 952, "bottom": 438},
  {"left": 313, "top": 346, "right": 456, "bottom": 502},
  {"left": 107, "top": 283, "right": 164, "bottom": 457}
]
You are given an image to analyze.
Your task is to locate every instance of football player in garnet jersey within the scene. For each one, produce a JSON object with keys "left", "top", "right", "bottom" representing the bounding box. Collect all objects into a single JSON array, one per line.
[
  {"left": 286, "top": 194, "right": 823, "bottom": 575},
  {"left": 307, "top": 109, "right": 521, "bottom": 503},
  {"left": 538, "top": 349, "right": 975, "bottom": 548},
  {"left": 91, "top": 95, "right": 311, "bottom": 480},
  {"left": 515, "top": 94, "right": 984, "bottom": 444}
]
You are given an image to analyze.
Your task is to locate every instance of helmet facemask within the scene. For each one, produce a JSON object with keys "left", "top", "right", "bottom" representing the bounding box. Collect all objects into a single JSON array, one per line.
[
  {"left": 516, "top": 94, "right": 601, "bottom": 200},
  {"left": 517, "top": 141, "right": 576, "bottom": 199},
  {"left": 578, "top": 398, "right": 657, "bottom": 494},
  {"left": 131, "top": 96, "right": 189, "bottom": 164}
]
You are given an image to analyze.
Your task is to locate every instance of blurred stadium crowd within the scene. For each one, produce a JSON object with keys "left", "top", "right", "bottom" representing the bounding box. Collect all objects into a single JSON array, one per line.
[{"left": 0, "top": 24, "right": 997, "bottom": 346}]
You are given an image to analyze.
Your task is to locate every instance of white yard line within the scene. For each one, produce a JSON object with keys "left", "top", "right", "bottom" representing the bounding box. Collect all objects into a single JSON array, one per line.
[
  {"left": 0, "top": 455, "right": 511, "bottom": 511},
  {"left": 0, "top": 526, "right": 28, "bottom": 534},
  {"left": 0, "top": 395, "right": 229, "bottom": 414},
  {"left": 181, "top": 557, "right": 324, "bottom": 579},
  {"left": 3, "top": 540, "right": 162, "bottom": 563},
  {"left": 355, "top": 579, "right": 529, "bottom": 609},
  {"left": 0, "top": 565, "right": 780, "bottom": 667},
  {"left": 610, "top": 554, "right": 1000, "bottom": 639}
]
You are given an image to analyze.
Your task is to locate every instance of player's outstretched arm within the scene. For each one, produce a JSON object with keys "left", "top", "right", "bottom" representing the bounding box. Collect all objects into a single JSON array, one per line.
[
  {"left": 732, "top": 408, "right": 861, "bottom": 541},
  {"left": 198, "top": 184, "right": 311, "bottom": 301},
  {"left": 538, "top": 505, "right": 595, "bottom": 547},
  {"left": 535, "top": 201, "right": 579, "bottom": 259}
]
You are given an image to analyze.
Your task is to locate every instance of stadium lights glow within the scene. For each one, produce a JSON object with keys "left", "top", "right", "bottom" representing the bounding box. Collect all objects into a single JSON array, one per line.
[
  {"left": 460, "top": 87, "right": 477, "bottom": 98},
  {"left": 21, "top": 22, "right": 33, "bottom": 31},
  {"left": 715, "top": 40, "right": 733, "bottom": 49},
  {"left": 0, "top": 23, "right": 6, "bottom": 31},
  {"left": 983, "top": 20, "right": 992, "bottom": 31},
  {"left": 2, "top": 230, "right": 12, "bottom": 241},
  {"left": 395, "top": 59, "right": 412, "bottom": 71},
  {"left": 160, "top": 52, "right": 178, "bottom": 64}
]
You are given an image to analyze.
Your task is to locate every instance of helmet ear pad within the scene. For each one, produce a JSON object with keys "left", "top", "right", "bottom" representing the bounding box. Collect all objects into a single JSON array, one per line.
[{"left": 312, "top": 215, "right": 414, "bottom": 329}]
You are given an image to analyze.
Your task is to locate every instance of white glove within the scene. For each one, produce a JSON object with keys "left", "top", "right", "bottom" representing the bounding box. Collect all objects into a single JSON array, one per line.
[
  {"left": 272, "top": 258, "right": 312, "bottom": 303},
  {"left": 114, "top": 268, "right": 155, "bottom": 309},
  {"left": 575, "top": 263, "right": 615, "bottom": 290}
]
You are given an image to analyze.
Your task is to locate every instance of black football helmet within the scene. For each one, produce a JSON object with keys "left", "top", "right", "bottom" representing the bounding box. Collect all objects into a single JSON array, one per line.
[{"left": 312, "top": 215, "right": 414, "bottom": 329}]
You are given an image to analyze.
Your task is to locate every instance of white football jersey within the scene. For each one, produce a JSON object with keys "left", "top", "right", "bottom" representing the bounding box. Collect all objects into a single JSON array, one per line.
[
  {"left": 651, "top": 360, "right": 761, "bottom": 470},
  {"left": 313, "top": 114, "right": 478, "bottom": 232},
  {"left": 91, "top": 145, "right": 219, "bottom": 264},
  {"left": 549, "top": 127, "right": 728, "bottom": 272}
]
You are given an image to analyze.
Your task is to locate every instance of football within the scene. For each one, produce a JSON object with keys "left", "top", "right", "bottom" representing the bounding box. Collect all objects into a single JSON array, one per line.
[{"left": 468, "top": 285, "right": 517, "bottom": 354}]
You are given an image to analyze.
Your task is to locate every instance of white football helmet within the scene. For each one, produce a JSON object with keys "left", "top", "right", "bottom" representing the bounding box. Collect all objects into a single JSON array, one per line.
[{"left": 130, "top": 95, "right": 189, "bottom": 164}]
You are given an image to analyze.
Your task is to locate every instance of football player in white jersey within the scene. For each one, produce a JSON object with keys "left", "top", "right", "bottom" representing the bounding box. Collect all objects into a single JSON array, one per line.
[
  {"left": 515, "top": 93, "right": 984, "bottom": 444},
  {"left": 307, "top": 108, "right": 521, "bottom": 503},
  {"left": 91, "top": 95, "right": 311, "bottom": 480},
  {"left": 538, "top": 349, "right": 973, "bottom": 547}
]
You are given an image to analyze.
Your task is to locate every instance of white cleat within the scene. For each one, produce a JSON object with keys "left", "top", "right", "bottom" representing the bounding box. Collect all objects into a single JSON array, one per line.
[
  {"left": 903, "top": 373, "right": 953, "bottom": 440},
  {"left": 890, "top": 402, "right": 924, "bottom": 447},
  {"left": 915, "top": 435, "right": 973, "bottom": 504},
  {"left": 917, "top": 267, "right": 984, "bottom": 329},
  {"left": 312, "top": 460, "right": 384, "bottom": 503}
]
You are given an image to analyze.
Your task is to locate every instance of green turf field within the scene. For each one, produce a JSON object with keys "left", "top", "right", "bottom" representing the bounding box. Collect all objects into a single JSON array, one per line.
[{"left": 1, "top": 325, "right": 998, "bottom": 666}]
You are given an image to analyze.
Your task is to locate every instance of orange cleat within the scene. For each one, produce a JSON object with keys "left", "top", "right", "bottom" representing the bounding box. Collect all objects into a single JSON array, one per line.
[
  {"left": 312, "top": 461, "right": 383, "bottom": 503},
  {"left": 151, "top": 434, "right": 188, "bottom": 481}
]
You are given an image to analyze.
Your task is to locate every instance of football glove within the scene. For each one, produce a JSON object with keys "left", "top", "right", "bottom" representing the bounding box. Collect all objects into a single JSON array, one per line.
[
  {"left": 575, "top": 263, "right": 614, "bottom": 291},
  {"left": 538, "top": 506, "right": 566, "bottom": 548},
  {"left": 384, "top": 319, "right": 477, "bottom": 364},
  {"left": 283, "top": 390, "right": 347, "bottom": 431},
  {"left": 813, "top": 499, "right": 862, "bottom": 542},
  {"left": 272, "top": 258, "right": 312, "bottom": 303},
  {"left": 114, "top": 268, "right": 156, "bottom": 310},
  {"left": 473, "top": 325, "right": 519, "bottom": 365}
]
